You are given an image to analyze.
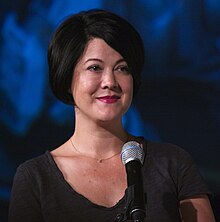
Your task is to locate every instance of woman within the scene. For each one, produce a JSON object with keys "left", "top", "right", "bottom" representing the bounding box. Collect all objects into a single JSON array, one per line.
[{"left": 9, "top": 9, "right": 215, "bottom": 222}]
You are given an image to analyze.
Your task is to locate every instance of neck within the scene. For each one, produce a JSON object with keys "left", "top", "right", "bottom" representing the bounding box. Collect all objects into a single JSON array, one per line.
[{"left": 72, "top": 116, "right": 129, "bottom": 158}]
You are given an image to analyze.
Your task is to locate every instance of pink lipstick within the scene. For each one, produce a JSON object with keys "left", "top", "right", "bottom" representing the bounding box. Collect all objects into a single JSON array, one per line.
[{"left": 97, "top": 95, "right": 120, "bottom": 104}]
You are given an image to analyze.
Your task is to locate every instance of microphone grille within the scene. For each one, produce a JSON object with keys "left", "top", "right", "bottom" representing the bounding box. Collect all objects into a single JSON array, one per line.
[{"left": 121, "top": 141, "right": 145, "bottom": 165}]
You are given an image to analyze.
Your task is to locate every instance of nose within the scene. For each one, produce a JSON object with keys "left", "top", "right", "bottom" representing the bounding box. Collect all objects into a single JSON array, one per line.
[{"left": 101, "top": 69, "right": 118, "bottom": 89}]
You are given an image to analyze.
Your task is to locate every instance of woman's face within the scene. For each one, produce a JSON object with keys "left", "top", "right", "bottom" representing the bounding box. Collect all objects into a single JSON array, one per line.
[{"left": 71, "top": 38, "right": 133, "bottom": 123}]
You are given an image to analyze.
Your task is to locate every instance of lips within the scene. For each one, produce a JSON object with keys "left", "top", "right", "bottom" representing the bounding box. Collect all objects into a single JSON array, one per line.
[{"left": 97, "top": 95, "right": 120, "bottom": 104}]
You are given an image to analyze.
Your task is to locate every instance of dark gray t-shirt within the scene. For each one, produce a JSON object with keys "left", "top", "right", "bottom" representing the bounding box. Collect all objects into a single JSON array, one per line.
[{"left": 9, "top": 140, "right": 211, "bottom": 222}]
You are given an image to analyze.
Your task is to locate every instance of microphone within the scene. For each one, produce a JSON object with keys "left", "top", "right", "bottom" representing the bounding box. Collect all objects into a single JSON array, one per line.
[{"left": 121, "top": 141, "right": 146, "bottom": 222}]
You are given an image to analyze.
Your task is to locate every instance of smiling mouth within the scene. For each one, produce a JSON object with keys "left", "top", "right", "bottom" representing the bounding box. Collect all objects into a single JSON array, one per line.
[{"left": 97, "top": 95, "right": 120, "bottom": 104}]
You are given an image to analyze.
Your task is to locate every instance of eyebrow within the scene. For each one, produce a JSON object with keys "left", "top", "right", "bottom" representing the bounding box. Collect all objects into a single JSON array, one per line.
[
  {"left": 84, "top": 58, "right": 126, "bottom": 65},
  {"left": 84, "top": 58, "right": 103, "bottom": 64}
]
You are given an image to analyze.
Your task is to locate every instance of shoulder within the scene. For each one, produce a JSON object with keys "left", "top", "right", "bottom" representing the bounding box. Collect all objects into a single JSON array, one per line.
[
  {"left": 18, "top": 151, "right": 50, "bottom": 171},
  {"left": 144, "top": 140, "right": 210, "bottom": 188},
  {"left": 143, "top": 140, "right": 197, "bottom": 179},
  {"left": 145, "top": 140, "right": 192, "bottom": 162},
  {"left": 15, "top": 151, "right": 54, "bottom": 183}
]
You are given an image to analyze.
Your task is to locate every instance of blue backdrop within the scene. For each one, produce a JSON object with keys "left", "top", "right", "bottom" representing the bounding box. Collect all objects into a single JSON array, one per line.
[{"left": 0, "top": 0, "right": 220, "bottom": 221}]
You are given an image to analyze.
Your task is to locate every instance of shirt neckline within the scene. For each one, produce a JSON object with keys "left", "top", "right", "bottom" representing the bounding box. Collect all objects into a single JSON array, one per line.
[{"left": 45, "top": 150, "right": 126, "bottom": 210}]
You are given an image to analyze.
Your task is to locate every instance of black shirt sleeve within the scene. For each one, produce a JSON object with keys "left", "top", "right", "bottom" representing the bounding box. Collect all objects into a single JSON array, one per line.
[
  {"left": 175, "top": 147, "right": 211, "bottom": 200},
  {"left": 8, "top": 165, "right": 44, "bottom": 222}
]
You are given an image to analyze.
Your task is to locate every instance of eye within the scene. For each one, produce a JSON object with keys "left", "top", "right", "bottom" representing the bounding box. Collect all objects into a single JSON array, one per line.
[
  {"left": 87, "top": 65, "right": 102, "bottom": 72},
  {"left": 115, "top": 65, "right": 130, "bottom": 74}
]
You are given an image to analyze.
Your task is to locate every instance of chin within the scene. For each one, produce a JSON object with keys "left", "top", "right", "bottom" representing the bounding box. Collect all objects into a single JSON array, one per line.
[
  {"left": 97, "top": 116, "right": 117, "bottom": 122},
  {"left": 95, "top": 111, "right": 123, "bottom": 123}
]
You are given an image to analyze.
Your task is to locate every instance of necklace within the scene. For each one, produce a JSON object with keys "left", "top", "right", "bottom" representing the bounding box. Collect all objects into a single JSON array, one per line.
[{"left": 69, "top": 138, "right": 121, "bottom": 163}]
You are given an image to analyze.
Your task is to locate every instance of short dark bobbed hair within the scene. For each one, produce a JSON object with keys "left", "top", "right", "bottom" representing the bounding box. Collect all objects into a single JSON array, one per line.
[{"left": 48, "top": 9, "right": 145, "bottom": 105}]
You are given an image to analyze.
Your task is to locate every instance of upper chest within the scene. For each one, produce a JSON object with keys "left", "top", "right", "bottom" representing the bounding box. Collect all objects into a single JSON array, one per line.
[{"left": 53, "top": 155, "right": 127, "bottom": 207}]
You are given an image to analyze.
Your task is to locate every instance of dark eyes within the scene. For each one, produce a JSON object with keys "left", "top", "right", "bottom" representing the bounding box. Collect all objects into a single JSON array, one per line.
[
  {"left": 116, "top": 65, "right": 130, "bottom": 74},
  {"left": 88, "top": 65, "right": 102, "bottom": 72},
  {"left": 87, "top": 65, "right": 130, "bottom": 74}
]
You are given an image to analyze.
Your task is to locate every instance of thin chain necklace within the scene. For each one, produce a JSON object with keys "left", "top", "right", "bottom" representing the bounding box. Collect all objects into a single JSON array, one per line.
[{"left": 69, "top": 138, "right": 121, "bottom": 163}]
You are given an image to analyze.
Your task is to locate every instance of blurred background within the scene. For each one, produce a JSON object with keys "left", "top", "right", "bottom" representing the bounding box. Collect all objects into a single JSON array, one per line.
[{"left": 0, "top": 0, "right": 219, "bottom": 221}]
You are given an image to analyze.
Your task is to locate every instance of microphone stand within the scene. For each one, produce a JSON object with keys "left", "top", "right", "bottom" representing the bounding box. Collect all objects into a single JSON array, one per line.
[
  {"left": 115, "top": 184, "right": 146, "bottom": 222},
  {"left": 115, "top": 161, "right": 146, "bottom": 222}
]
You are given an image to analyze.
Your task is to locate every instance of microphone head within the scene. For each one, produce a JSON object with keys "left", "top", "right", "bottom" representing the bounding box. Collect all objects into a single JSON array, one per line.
[{"left": 121, "top": 141, "right": 145, "bottom": 165}]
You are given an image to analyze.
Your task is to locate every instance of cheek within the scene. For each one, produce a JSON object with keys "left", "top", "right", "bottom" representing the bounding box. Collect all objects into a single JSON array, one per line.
[
  {"left": 72, "top": 76, "right": 99, "bottom": 98},
  {"left": 81, "top": 77, "right": 99, "bottom": 94},
  {"left": 121, "top": 76, "right": 133, "bottom": 96}
]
